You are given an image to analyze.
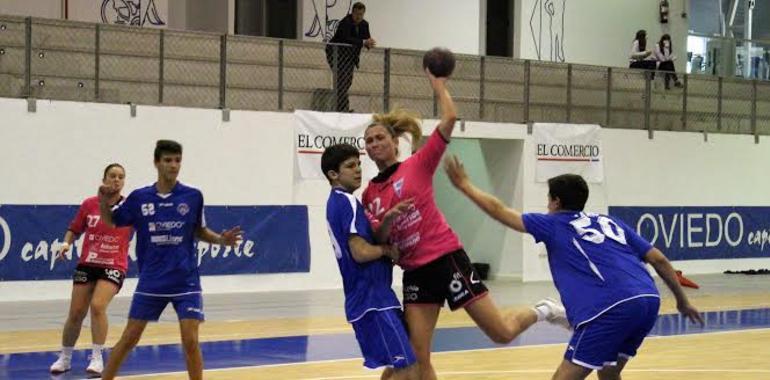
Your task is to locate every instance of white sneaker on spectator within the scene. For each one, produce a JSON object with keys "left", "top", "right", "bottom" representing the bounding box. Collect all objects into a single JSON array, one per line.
[
  {"left": 86, "top": 355, "right": 103, "bottom": 377},
  {"left": 49, "top": 355, "right": 71, "bottom": 374},
  {"left": 536, "top": 297, "right": 571, "bottom": 330}
]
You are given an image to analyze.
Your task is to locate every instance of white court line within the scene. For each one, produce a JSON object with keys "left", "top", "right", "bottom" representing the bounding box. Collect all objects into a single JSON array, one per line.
[
  {"left": 301, "top": 368, "right": 770, "bottom": 380},
  {"left": 7, "top": 302, "right": 769, "bottom": 352},
  {"left": 120, "top": 328, "right": 770, "bottom": 379},
  {"left": 5, "top": 322, "right": 478, "bottom": 353},
  {"left": 4, "top": 327, "right": 354, "bottom": 352}
]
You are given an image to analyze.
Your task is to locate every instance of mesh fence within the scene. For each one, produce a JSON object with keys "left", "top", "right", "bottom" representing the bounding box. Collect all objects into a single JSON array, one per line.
[
  {"left": 389, "top": 49, "right": 432, "bottom": 119},
  {"left": 0, "top": 16, "right": 27, "bottom": 98},
  {"left": 685, "top": 75, "right": 720, "bottom": 133},
  {"left": 757, "top": 81, "right": 770, "bottom": 135},
  {"left": 99, "top": 24, "right": 160, "bottom": 105},
  {"left": 483, "top": 56, "right": 525, "bottom": 122},
  {"left": 0, "top": 17, "right": 766, "bottom": 137},
  {"left": 720, "top": 77, "right": 753, "bottom": 134},
  {"left": 446, "top": 53, "right": 481, "bottom": 121},
  {"left": 226, "top": 35, "right": 279, "bottom": 111},
  {"left": 570, "top": 64, "right": 608, "bottom": 125},
  {"left": 30, "top": 19, "right": 96, "bottom": 102},
  {"left": 350, "top": 46, "right": 385, "bottom": 115},
  {"left": 163, "top": 30, "right": 220, "bottom": 109},
  {"left": 528, "top": 61, "right": 568, "bottom": 123},
  {"left": 282, "top": 40, "right": 336, "bottom": 112},
  {"left": 648, "top": 70, "right": 684, "bottom": 131},
  {"left": 609, "top": 67, "right": 647, "bottom": 130}
]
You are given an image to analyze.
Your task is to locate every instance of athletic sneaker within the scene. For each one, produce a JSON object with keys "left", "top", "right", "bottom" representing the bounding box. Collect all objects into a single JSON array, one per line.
[
  {"left": 536, "top": 297, "right": 571, "bottom": 330},
  {"left": 49, "top": 354, "right": 71, "bottom": 374},
  {"left": 86, "top": 355, "right": 103, "bottom": 378}
]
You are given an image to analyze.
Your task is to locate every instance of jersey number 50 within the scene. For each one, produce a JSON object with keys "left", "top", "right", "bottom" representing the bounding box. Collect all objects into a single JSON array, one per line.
[{"left": 569, "top": 214, "right": 627, "bottom": 245}]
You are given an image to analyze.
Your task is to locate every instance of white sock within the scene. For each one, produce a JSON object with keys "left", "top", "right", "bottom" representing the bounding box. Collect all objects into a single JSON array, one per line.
[
  {"left": 92, "top": 344, "right": 104, "bottom": 359},
  {"left": 61, "top": 346, "right": 74, "bottom": 360},
  {"left": 533, "top": 305, "right": 549, "bottom": 322}
]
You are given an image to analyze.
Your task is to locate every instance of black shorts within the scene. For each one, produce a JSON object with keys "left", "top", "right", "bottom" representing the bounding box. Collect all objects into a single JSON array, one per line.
[
  {"left": 73, "top": 264, "right": 125, "bottom": 290},
  {"left": 402, "top": 249, "right": 488, "bottom": 311}
]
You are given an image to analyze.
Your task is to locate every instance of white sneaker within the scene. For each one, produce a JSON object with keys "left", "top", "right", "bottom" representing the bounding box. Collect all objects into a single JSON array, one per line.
[
  {"left": 536, "top": 297, "right": 571, "bottom": 330},
  {"left": 86, "top": 356, "right": 103, "bottom": 377},
  {"left": 49, "top": 355, "right": 71, "bottom": 374}
]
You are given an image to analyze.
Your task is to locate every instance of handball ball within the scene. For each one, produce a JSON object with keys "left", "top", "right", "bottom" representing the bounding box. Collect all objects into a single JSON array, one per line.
[{"left": 422, "top": 47, "right": 455, "bottom": 78}]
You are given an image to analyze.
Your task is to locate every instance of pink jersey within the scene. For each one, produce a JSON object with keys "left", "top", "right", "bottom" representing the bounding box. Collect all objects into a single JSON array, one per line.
[
  {"left": 363, "top": 130, "right": 462, "bottom": 270},
  {"left": 69, "top": 196, "right": 132, "bottom": 272}
]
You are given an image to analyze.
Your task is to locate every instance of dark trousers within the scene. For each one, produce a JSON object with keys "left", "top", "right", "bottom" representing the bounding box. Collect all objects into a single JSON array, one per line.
[
  {"left": 325, "top": 46, "right": 357, "bottom": 112},
  {"left": 658, "top": 61, "right": 679, "bottom": 88},
  {"left": 630, "top": 60, "right": 657, "bottom": 80}
]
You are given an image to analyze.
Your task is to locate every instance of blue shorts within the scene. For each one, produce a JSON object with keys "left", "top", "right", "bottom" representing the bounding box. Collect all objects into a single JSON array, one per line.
[
  {"left": 128, "top": 292, "right": 205, "bottom": 321},
  {"left": 565, "top": 296, "right": 660, "bottom": 370},
  {"left": 351, "top": 308, "right": 416, "bottom": 369}
]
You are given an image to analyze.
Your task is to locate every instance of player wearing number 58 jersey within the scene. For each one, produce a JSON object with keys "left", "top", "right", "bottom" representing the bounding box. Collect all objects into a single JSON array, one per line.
[
  {"left": 444, "top": 159, "right": 705, "bottom": 380},
  {"left": 98, "top": 140, "right": 242, "bottom": 380}
]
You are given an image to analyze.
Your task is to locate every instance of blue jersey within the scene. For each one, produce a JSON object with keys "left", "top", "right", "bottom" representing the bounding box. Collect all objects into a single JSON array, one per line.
[
  {"left": 112, "top": 182, "right": 205, "bottom": 296},
  {"left": 522, "top": 211, "right": 659, "bottom": 328},
  {"left": 326, "top": 189, "right": 401, "bottom": 322}
]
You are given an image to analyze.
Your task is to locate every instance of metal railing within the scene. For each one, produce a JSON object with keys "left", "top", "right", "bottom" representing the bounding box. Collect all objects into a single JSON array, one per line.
[{"left": 0, "top": 15, "right": 768, "bottom": 138}]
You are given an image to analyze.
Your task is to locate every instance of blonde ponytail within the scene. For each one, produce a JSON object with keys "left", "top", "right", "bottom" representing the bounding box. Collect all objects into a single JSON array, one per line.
[{"left": 370, "top": 109, "right": 423, "bottom": 152}]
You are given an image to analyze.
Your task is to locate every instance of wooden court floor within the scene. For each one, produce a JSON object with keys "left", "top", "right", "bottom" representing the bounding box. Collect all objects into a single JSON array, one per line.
[{"left": 2, "top": 277, "right": 770, "bottom": 379}]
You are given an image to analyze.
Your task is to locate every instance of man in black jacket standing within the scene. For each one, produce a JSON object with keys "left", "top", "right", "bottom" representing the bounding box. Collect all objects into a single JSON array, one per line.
[{"left": 325, "top": 2, "right": 375, "bottom": 112}]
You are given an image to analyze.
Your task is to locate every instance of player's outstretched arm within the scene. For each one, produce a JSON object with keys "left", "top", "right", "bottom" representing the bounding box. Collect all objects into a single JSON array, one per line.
[
  {"left": 98, "top": 184, "right": 118, "bottom": 227},
  {"left": 196, "top": 226, "right": 243, "bottom": 246},
  {"left": 443, "top": 155, "right": 526, "bottom": 233},
  {"left": 644, "top": 248, "right": 704, "bottom": 325},
  {"left": 427, "top": 69, "right": 457, "bottom": 141},
  {"left": 348, "top": 235, "right": 399, "bottom": 264}
]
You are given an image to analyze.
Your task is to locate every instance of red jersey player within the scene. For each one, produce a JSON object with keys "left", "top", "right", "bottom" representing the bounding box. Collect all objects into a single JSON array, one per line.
[{"left": 50, "top": 163, "right": 133, "bottom": 377}]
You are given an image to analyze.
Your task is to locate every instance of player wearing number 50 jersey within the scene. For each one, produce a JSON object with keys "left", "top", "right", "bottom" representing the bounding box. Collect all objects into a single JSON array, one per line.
[{"left": 444, "top": 158, "right": 704, "bottom": 380}]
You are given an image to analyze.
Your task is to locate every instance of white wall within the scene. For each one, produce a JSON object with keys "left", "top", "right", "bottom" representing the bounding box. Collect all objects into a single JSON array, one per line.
[
  {"left": 1, "top": 98, "right": 769, "bottom": 300},
  {"left": 0, "top": 0, "right": 61, "bottom": 19},
  {"left": 0, "top": 99, "right": 300, "bottom": 301},
  {"left": 67, "top": 0, "right": 169, "bottom": 27},
  {"left": 5, "top": 1, "right": 484, "bottom": 54},
  {"left": 183, "top": 0, "right": 229, "bottom": 33},
  {"left": 434, "top": 126, "right": 527, "bottom": 280},
  {"left": 0, "top": 0, "right": 220, "bottom": 32},
  {"left": 300, "top": 0, "right": 483, "bottom": 55},
  {"left": 0, "top": 99, "right": 521, "bottom": 301},
  {"left": 166, "top": 0, "right": 188, "bottom": 30},
  {"left": 515, "top": 0, "right": 690, "bottom": 70}
]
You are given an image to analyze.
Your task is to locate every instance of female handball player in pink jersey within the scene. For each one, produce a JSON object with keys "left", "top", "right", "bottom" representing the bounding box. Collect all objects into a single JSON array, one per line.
[{"left": 362, "top": 69, "right": 569, "bottom": 379}]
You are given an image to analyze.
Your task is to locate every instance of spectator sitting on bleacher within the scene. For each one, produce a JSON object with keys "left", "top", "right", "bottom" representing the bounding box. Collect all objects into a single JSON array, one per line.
[
  {"left": 655, "top": 34, "right": 682, "bottom": 90},
  {"left": 629, "top": 30, "right": 656, "bottom": 76}
]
